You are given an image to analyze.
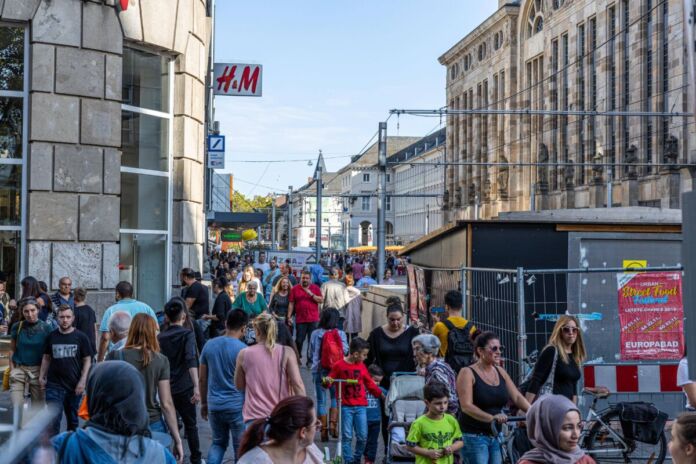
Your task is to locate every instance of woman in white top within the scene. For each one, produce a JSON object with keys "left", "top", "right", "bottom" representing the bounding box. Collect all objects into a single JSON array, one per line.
[
  {"left": 677, "top": 352, "right": 696, "bottom": 411},
  {"left": 237, "top": 395, "right": 324, "bottom": 464}
]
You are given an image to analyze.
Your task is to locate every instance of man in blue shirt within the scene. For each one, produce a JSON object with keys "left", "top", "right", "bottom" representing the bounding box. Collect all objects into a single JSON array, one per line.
[
  {"left": 200, "top": 309, "right": 249, "bottom": 464},
  {"left": 96, "top": 281, "right": 157, "bottom": 362},
  {"left": 50, "top": 276, "right": 75, "bottom": 310}
]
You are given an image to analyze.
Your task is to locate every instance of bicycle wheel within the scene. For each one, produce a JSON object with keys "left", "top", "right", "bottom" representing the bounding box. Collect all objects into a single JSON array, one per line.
[{"left": 585, "top": 410, "right": 666, "bottom": 464}]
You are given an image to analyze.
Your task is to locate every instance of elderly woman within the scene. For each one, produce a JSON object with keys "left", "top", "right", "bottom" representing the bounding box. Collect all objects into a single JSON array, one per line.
[
  {"left": 518, "top": 394, "right": 595, "bottom": 464},
  {"left": 231, "top": 281, "right": 268, "bottom": 316},
  {"left": 412, "top": 334, "right": 459, "bottom": 415}
]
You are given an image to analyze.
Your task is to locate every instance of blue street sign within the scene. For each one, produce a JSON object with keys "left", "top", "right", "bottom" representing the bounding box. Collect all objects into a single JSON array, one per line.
[{"left": 207, "top": 135, "right": 225, "bottom": 152}]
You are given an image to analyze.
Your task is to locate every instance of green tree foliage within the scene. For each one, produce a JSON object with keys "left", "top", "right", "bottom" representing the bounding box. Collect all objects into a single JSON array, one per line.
[{"left": 231, "top": 191, "right": 273, "bottom": 212}]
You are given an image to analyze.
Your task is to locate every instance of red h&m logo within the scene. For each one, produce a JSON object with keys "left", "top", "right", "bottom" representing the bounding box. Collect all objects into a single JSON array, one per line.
[
  {"left": 116, "top": 0, "right": 129, "bottom": 12},
  {"left": 213, "top": 63, "right": 263, "bottom": 97}
]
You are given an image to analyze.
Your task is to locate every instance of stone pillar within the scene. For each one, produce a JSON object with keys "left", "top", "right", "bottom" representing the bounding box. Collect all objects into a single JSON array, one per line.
[
  {"left": 659, "top": 170, "right": 681, "bottom": 209},
  {"left": 589, "top": 184, "right": 605, "bottom": 208},
  {"left": 23, "top": 0, "right": 122, "bottom": 315},
  {"left": 622, "top": 179, "right": 640, "bottom": 207}
]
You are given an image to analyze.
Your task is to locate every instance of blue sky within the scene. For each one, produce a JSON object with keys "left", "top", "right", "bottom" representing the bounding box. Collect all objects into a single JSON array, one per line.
[{"left": 214, "top": 1, "right": 496, "bottom": 196}]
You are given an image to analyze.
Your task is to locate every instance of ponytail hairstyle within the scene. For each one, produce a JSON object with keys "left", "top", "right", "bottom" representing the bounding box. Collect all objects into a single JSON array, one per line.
[
  {"left": 253, "top": 312, "right": 277, "bottom": 352},
  {"left": 238, "top": 396, "right": 315, "bottom": 457},
  {"left": 473, "top": 331, "right": 499, "bottom": 359},
  {"left": 674, "top": 412, "right": 696, "bottom": 452}
]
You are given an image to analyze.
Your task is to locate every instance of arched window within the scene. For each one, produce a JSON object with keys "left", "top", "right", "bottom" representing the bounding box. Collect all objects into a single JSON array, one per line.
[
  {"left": 527, "top": 0, "right": 544, "bottom": 37},
  {"left": 552, "top": 0, "right": 565, "bottom": 9},
  {"left": 494, "top": 33, "right": 499, "bottom": 50}
]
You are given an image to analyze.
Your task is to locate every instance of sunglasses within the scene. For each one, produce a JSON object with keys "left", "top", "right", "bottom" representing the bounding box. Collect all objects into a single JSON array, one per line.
[
  {"left": 487, "top": 345, "right": 504, "bottom": 353},
  {"left": 562, "top": 326, "right": 579, "bottom": 334}
]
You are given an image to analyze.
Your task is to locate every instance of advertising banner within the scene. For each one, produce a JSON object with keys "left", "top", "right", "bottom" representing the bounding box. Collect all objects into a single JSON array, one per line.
[{"left": 617, "top": 271, "right": 684, "bottom": 360}]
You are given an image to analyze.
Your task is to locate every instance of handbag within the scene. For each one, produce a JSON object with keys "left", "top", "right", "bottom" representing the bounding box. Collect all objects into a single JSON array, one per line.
[
  {"left": 3, "top": 321, "right": 23, "bottom": 391},
  {"left": 537, "top": 347, "right": 558, "bottom": 396}
]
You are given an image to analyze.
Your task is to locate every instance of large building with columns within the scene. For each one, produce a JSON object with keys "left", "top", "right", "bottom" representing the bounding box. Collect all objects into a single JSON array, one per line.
[
  {"left": 0, "top": 0, "right": 210, "bottom": 312},
  {"left": 439, "top": 0, "right": 695, "bottom": 221}
]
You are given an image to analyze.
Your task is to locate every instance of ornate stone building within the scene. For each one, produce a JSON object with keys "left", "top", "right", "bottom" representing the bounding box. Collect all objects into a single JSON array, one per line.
[
  {"left": 0, "top": 0, "right": 210, "bottom": 312},
  {"left": 440, "top": 0, "right": 695, "bottom": 221}
]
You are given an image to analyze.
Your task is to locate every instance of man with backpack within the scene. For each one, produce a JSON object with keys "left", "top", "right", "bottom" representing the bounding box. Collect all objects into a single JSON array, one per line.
[{"left": 432, "top": 290, "right": 478, "bottom": 374}]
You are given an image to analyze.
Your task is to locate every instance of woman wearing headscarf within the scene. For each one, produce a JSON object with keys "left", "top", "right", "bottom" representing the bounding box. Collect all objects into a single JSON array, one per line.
[
  {"left": 52, "top": 361, "right": 178, "bottom": 463},
  {"left": 518, "top": 394, "right": 596, "bottom": 464}
]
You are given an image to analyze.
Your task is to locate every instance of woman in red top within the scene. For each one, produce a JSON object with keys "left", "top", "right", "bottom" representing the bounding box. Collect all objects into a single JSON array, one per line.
[{"left": 518, "top": 394, "right": 595, "bottom": 464}]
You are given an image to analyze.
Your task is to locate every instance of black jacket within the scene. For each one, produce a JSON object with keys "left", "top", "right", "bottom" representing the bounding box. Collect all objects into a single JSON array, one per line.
[{"left": 157, "top": 325, "right": 198, "bottom": 395}]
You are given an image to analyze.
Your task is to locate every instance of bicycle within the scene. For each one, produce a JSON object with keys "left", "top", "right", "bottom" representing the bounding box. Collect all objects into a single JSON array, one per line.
[{"left": 495, "top": 387, "right": 667, "bottom": 463}]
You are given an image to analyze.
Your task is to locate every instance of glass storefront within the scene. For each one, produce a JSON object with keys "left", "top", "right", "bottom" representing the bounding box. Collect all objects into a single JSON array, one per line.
[
  {"left": 120, "top": 47, "right": 172, "bottom": 310},
  {"left": 0, "top": 25, "right": 25, "bottom": 297}
]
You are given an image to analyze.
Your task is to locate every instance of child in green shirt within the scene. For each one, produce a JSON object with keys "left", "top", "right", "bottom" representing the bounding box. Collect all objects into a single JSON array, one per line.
[{"left": 406, "top": 381, "right": 463, "bottom": 464}]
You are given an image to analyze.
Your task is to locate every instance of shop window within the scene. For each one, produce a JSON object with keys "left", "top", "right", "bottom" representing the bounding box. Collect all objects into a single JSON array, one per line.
[{"left": 120, "top": 47, "right": 173, "bottom": 310}]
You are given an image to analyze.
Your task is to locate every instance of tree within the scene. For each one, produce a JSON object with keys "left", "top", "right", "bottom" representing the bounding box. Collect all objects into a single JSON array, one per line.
[{"left": 231, "top": 191, "right": 272, "bottom": 212}]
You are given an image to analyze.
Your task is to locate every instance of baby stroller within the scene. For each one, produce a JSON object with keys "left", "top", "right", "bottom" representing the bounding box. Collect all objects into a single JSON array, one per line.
[{"left": 385, "top": 373, "right": 425, "bottom": 464}]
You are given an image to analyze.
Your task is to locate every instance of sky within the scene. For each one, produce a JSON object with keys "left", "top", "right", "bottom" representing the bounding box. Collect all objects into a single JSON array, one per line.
[{"left": 214, "top": 1, "right": 497, "bottom": 197}]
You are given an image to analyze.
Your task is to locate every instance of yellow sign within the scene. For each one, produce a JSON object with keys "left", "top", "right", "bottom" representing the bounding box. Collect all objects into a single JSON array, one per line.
[{"left": 623, "top": 260, "right": 647, "bottom": 271}]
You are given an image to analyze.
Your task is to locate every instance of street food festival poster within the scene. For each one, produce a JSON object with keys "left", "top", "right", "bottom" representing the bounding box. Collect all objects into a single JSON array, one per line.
[{"left": 617, "top": 272, "right": 683, "bottom": 360}]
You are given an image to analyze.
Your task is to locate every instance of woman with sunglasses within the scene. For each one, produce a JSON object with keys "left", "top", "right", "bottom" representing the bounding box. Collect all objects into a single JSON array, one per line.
[
  {"left": 525, "top": 315, "right": 586, "bottom": 404},
  {"left": 457, "top": 331, "right": 529, "bottom": 464}
]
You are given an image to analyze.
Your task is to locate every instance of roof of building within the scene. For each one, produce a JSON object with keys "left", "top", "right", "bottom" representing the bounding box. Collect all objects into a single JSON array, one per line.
[
  {"left": 387, "top": 128, "right": 446, "bottom": 164},
  {"left": 340, "top": 136, "right": 423, "bottom": 170},
  {"left": 399, "top": 207, "right": 682, "bottom": 255},
  {"left": 294, "top": 172, "right": 341, "bottom": 195}
]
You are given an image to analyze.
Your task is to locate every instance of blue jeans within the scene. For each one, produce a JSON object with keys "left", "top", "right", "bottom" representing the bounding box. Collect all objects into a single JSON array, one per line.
[
  {"left": 341, "top": 406, "right": 367, "bottom": 464},
  {"left": 149, "top": 418, "right": 167, "bottom": 434},
  {"left": 364, "top": 420, "right": 381, "bottom": 461},
  {"left": 313, "top": 370, "right": 337, "bottom": 416},
  {"left": 461, "top": 433, "right": 502, "bottom": 464},
  {"left": 208, "top": 409, "right": 244, "bottom": 464},
  {"left": 45, "top": 386, "right": 82, "bottom": 436}
]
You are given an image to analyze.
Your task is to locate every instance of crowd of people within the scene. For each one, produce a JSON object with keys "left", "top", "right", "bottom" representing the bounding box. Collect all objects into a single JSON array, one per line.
[{"left": 1, "top": 250, "right": 695, "bottom": 464}]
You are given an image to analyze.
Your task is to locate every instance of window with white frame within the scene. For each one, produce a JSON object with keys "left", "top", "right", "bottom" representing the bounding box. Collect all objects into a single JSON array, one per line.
[
  {"left": 120, "top": 47, "right": 173, "bottom": 310},
  {"left": 362, "top": 173, "right": 370, "bottom": 182},
  {"left": 0, "top": 25, "right": 26, "bottom": 296},
  {"left": 361, "top": 196, "right": 370, "bottom": 211}
]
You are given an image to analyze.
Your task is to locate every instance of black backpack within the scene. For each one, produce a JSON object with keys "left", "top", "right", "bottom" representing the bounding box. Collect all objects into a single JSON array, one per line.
[{"left": 443, "top": 319, "right": 475, "bottom": 374}]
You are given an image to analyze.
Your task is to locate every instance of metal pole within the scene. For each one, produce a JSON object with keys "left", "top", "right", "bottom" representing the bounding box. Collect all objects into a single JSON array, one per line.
[
  {"left": 271, "top": 194, "right": 277, "bottom": 250},
  {"left": 288, "top": 186, "right": 293, "bottom": 252},
  {"left": 460, "top": 267, "right": 467, "bottom": 317},
  {"left": 377, "top": 122, "right": 387, "bottom": 284},
  {"left": 316, "top": 151, "right": 322, "bottom": 264},
  {"left": 607, "top": 166, "right": 613, "bottom": 208},
  {"left": 516, "top": 267, "right": 527, "bottom": 380}
]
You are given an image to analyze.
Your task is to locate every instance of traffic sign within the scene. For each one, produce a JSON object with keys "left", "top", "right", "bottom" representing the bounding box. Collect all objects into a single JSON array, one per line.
[{"left": 207, "top": 135, "right": 225, "bottom": 152}]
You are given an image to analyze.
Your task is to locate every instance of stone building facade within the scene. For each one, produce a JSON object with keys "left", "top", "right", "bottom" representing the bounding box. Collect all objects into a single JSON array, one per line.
[
  {"left": 0, "top": 0, "right": 210, "bottom": 312},
  {"left": 440, "top": 0, "right": 695, "bottom": 221}
]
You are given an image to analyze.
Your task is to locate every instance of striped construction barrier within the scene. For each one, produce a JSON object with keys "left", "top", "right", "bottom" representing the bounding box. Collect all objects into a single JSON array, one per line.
[{"left": 584, "top": 364, "right": 681, "bottom": 393}]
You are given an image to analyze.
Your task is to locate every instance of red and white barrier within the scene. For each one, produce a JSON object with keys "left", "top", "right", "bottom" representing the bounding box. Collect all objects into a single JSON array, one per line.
[{"left": 584, "top": 364, "right": 681, "bottom": 393}]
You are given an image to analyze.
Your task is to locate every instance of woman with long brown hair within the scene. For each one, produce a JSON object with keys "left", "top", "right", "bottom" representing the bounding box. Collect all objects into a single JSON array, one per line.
[
  {"left": 238, "top": 265, "right": 261, "bottom": 294},
  {"left": 525, "top": 315, "right": 587, "bottom": 404},
  {"left": 269, "top": 276, "right": 292, "bottom": 321},
  {"left": 238, "top": 396, "right": 323, "bottom": 464},
  {"left": 235, "top": 313, "right": 305, "bottom": 425},
  {"left": 106, "top": 313, "right": 183, "bottom": 461}
]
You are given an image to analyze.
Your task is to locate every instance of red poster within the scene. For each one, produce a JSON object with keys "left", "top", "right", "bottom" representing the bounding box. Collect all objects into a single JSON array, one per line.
[{"left": 617, "top": 271, "right": 684, "bottom": 360}]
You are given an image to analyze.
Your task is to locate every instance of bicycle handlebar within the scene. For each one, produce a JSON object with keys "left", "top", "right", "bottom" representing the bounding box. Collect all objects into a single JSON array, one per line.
[{"left": 490, "top": 416, "right": 526, "bottom": 435}]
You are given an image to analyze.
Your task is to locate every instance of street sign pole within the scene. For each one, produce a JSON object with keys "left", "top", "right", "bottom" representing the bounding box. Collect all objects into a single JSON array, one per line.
[
  {"left": 271, "top": 194, "right": 277, "bottom": 251},
  {"left": 316, "top": 151, "right": 323, "bottom": 264}
]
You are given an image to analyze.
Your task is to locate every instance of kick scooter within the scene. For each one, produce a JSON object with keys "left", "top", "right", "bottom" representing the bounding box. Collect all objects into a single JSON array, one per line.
[{"left": 323, "top": 377, "right": 358, "bottom": 463}]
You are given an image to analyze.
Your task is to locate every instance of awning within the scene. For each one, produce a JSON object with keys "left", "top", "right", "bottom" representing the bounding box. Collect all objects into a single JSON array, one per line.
[{"left": 207, "top": 212, "right": 268, "bottom": 227}]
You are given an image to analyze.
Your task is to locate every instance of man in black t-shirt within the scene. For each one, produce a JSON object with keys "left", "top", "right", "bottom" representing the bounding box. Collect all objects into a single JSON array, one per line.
[
  {"left": 39, "top": 305, "right": 93, "bottom": 436},
  {"left": 180, "top": 268, "right": 209, "bottom": 320},
  {"left": 72, "top": 287, "right": 97, "bottom": 354}
]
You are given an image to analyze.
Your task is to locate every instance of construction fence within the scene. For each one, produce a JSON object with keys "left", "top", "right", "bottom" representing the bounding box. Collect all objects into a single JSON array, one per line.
[{"left": 412, "top": 264, "right": 686, "bottom": 418}]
